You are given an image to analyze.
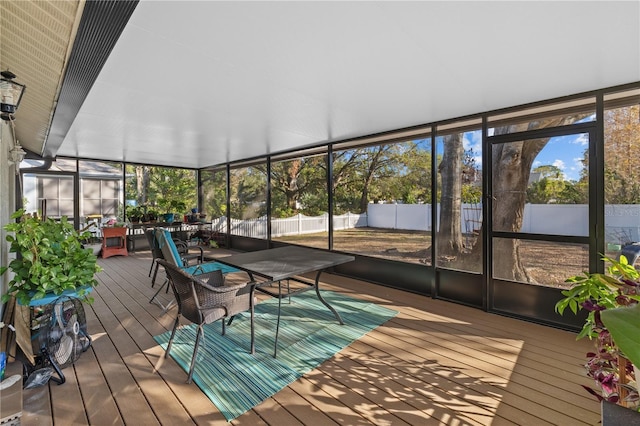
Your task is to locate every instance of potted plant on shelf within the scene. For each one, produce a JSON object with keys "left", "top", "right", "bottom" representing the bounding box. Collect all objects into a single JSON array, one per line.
[
  {"left": 146, "top": 207, "right": 159, "bottom": 223},
  {"left": 555, "top": 255, "right": 640, "bottom": 415},
  {"left": 0, "top": 209, "right": 102, "bottom": 306},
  {"left": 125, "top": 205, "right": 144, "bottom": 224},
  {"left": 159, "top": 199, "right": 186, "bottom": 223}
]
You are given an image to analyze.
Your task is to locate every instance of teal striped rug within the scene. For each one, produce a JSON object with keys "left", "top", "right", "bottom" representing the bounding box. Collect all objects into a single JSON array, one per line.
[{"left": 153, "top": 290, "right": 397, "bottom": 421}]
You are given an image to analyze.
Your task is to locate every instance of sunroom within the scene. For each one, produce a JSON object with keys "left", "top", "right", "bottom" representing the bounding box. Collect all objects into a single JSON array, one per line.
[{"left": 1, "top": 1, "right": 639, "bottom": 424}]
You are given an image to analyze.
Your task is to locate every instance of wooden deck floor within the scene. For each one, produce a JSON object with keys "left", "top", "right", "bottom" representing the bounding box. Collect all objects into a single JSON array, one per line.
[{"left": 14, "top": 249, "right": 601, "bottom": 425}]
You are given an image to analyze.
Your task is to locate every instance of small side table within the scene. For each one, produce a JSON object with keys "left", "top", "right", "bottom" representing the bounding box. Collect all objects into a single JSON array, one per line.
[{"left": 101, "top": 227, "right": 128, "bottom": 258}]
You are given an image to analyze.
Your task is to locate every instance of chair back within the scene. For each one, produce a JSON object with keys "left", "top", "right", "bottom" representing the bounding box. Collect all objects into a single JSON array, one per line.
[
  {"left": 145, "top": 229, "right": 164, "bottom": 261},
  {"left": 157, "top": 259, "right": 233, "bottom": 325},
  {"left": 154, "top": 228, "right": 184, "bottom": 268}
]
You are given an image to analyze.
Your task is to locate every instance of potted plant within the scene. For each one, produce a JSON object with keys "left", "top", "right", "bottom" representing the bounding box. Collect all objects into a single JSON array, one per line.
[
  {"left": 0, "top": 209, "right": 102, "bottom": 306},
  {"left": 79, "top": 219, "right": 102, "bottom": 256},
  {"left": 146, "top": 207, "right": 159, "bottom": 223},
  {"left": 555, "top": 255, "right": 640, "bottom": 413},
  {"left": 125, "top": 205, "right": 144, "bottom": 223},
  {"left": 170, "top": 200, "right": 187, "bottom": 221},
  {"left": 159, "top": 199, "right": 186, "bottom": 223}
]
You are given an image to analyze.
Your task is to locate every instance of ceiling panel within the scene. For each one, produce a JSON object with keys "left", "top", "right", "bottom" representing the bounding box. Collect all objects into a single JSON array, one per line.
[
  {"left": 6, "top": 1, "right": 640, "bottom": 169},
  {"left": 1, "top": 0, "right": 82, "bottom": 155}
]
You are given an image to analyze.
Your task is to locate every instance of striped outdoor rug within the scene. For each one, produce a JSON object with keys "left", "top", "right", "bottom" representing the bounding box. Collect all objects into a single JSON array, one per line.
[{"left": 153, "top": 289, "right": 398, "bottom": 421}]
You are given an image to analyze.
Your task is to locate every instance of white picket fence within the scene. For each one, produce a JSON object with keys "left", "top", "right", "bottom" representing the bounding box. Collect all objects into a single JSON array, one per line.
[
  {"left": 211, "top": 212, "right": 368, "bottom": 239},
  {"left": 208, "top": 203, "right": 640, "bottom": 244}
]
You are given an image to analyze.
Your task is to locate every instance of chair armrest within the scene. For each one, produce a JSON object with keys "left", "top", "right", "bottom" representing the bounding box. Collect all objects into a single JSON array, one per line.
[
  {"left": 174, "top": 239, "right": 188, "bottom": 253},
  {"left": 175, "top": 239, "right": 204, "bottom": 262},
  {"left": 191, "top": 245, "right": 204, "bottom": 261},
  {"left": 198, "top": 280, "right": 247, "bottom": 294}
]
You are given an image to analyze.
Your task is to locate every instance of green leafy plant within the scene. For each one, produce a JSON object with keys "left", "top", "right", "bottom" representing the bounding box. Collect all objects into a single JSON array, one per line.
[
  {"left": 169, "top": 200, "right": 186, "bottom": 214},
  {"left": 125, "top": 205, "right": 145, "bottom": 222},
  {"left": 556, "top": 255, "right": 640, "bottom": 408},
  {"left": 158, "top": 199, "right": 187, "bottom": 215},
  {"left": 146, "top": 207, "right": 159, "bottom": 222},
  {"left": 0, "top": 209, "right": 102, "bottom": 305}
]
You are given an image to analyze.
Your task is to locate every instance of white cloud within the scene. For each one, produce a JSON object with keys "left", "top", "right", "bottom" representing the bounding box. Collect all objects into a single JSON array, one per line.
[
  {"left": 571, "top": 134, "right": 589, "bottom": 146},
  {"left": 553, "top": 159, "right": 566, "bottom": 170},
  {"left": 463, "top": 130, "right": 482, "bottom": 152}
]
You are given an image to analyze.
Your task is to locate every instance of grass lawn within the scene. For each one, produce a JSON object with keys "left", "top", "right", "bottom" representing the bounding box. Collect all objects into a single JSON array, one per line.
[{"left": 275, "top": 227, "right": 602, "bottom": 288}]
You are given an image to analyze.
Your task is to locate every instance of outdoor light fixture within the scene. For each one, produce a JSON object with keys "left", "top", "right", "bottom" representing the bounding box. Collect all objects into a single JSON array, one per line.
[
  {"left": 0, "top": 70, "right": 26, "bottom": 120},
  {"left": 9, "top": 141, "right": 26, "bottom": 165}
]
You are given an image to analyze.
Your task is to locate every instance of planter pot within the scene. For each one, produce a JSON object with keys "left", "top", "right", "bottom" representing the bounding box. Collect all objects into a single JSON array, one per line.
[
  {"left": 602, "top": 400, "right": 640, "bottom": 425},
  {"left": 84, "top": 243, "right": 102, "bottom": 256},
  {"left": 162, "top": 213, "right": 174, "bottom": 223},
  {"left": 24, "top": 286, "right": 94, "bottom": 307},
  {"left": 101, "top": 227, "right": 128, "bottom": 258}
]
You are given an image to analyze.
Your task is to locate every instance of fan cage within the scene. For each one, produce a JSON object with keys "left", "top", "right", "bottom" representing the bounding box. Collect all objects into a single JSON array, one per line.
[{"left": 30, "top": 296, "right": 90, "bottom": 369}]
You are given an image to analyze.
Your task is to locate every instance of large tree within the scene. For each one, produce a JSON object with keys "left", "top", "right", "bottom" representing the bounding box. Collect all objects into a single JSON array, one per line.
[
  {"left": 437, "top": 134, "right": 465, "bottom": 259},
  {"left": 357, "top": 145, "right": 403, "bottom": 212},
  {"left": 268, "top": 156, "right": 326, "bottom": 216},
  {"left": 229, "top": 167, "right": 267, "bottom": 219},
  {"left": 602, "top": 104, "right": 640, "bottom": 203},
  {"left": 135, "top": 165, "right": 150, "bottom": 205},
  {"left": 201, "top": 169, "right": 227, "bottom": 218},
  {"left": 438, "top": 115, "right": 590, "bottom": 281}
]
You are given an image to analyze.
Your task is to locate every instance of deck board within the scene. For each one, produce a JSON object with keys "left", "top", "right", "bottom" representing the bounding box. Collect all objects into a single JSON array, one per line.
[{"left": 13, "top": 249, "right": 601, "bottom": 425}]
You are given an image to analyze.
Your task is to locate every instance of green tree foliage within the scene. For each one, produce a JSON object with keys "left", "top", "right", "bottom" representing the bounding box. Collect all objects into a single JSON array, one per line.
[
  {"left": 269, "top": 156, "right": 327, "bottom": 218},
  {"left": 461, "top": 147, "right": 481, "bottom": 203},
  {"left": 526, "top": 165, "right": 587, "bottom": 204},
  {"left": 603, "top": 104, "right": 640, "bottom": 203},
  {"left": 125, "top": 165, "right": 197, "bottom": 215},
  {"left": 229, "top": 166, "right": 267, "bottom": 219},
  {"left": 393, "top": 140, "right": 432, "bottom": 204},
  {"left": 331, "top": 140, "right": 431, "bottom": 214},
  {"left": 331, "top": 149, "right": 366, "bottom": 214},
  {"left": 201, "top": 169, "right": 227, "bottom": 218}
]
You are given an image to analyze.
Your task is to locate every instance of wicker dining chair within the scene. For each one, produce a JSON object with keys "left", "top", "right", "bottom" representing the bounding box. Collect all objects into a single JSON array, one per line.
[
  {"left": 144, "top": 229, "right": 164, "bottom": 287},
  {"left": 146, "top": 227, "right": 204, "bottom": 287},
  {"left": 156, "top": 259, "right": 252, "bottom": 383}
]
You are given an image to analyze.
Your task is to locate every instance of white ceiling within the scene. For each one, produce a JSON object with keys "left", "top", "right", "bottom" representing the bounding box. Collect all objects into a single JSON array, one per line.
[{"left": 40, "top": 1, "right": 640, "bottom": 168}]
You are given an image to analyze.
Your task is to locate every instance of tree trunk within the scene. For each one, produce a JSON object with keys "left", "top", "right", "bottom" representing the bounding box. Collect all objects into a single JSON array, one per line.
[
  {"left": 438, "top": 114, "right": 589, "bottom": 280},
  {"left": 359, "top": 147, "right": 386, "bottom": 213},
  {"left": 491, "top": 138, "right": 547, "bottom": 281},
  {"left": 437, "top": 134, "right": 465, "bottom": 259},
  {"left": 285, "top": 159, "right": 301, "bottom": 211},
  {"left": 135, "top": 166, "right": 150, "bottom": 205}
]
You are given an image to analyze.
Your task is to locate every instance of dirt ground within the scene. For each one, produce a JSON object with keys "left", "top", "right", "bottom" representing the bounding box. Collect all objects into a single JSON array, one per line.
[{"left": 276, "top": 227, "right": 596, "bottom": 288}]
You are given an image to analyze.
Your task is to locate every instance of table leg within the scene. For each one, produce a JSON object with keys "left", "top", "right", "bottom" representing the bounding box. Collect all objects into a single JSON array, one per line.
[
  {"left": 314, "top": 270, "right": 344, "bottom": 325},
  {"left": 273, "top": 281, "right": 285, "bottom": 357},
  {"left": 248, "top": 272, "right": 256, "bottom": 354}
]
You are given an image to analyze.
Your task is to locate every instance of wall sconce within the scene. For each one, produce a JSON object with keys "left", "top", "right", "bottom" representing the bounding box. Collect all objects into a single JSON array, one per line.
[
  {"left": 9, "top": 141, "right": 26, "bottom": 165},
  {"left": 1, "top": 70, "right": 27, "bottom": 120}
]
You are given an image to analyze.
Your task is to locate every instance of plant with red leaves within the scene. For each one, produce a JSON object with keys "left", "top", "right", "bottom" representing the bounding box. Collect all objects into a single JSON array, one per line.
[{"left": 556, "top": 255, "right": 640, "bottom": 409}]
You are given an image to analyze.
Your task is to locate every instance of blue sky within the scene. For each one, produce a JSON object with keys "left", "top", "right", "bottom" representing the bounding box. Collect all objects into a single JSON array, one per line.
[
  {"left": 442, "top": 130, "right": 588, "bottom": 182},
  {"left": 534, "top": 133, "right": 588, "bottom": 181},
  {"left": 429, "top": 124, "right": 590, "bottom": 182}
]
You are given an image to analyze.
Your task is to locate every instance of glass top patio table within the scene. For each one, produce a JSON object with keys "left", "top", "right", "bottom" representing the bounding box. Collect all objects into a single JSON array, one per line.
[{"left": 214, "top": 246, "right": 355, "bottom": 356}]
